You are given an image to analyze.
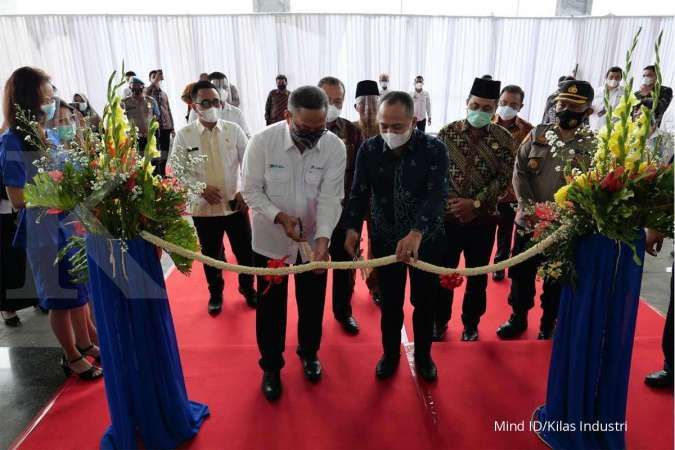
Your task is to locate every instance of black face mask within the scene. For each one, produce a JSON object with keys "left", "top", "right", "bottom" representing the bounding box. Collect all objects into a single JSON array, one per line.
[
  {"left": 131, "top": 87, "right": 143, "bottom": 95},
  {"left": 556, "top": 109, "right": 586, "bottom": 130},
  {"left": 277, "top": 83, "right": 287, "bottom": 91},
  {"left": 290, "top": 124, "right": 326, "bottom": 150}
]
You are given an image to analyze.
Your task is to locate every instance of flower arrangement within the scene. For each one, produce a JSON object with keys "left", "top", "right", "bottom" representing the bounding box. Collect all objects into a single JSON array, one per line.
[
  {"left": 20, "top": 68, "right": 200, "bottom": 279},
  {"left": 532, "top": 29, "right": 674, "bottom": 282}
]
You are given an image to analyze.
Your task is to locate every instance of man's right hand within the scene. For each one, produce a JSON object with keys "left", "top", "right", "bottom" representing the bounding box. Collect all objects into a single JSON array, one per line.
[
  {"left": 202, "top": 186, "right": 223, "bottom": 205},
  {"left": 646, "top": 228, "right": 665, "bottom": 257},
  {"left": 344, "top": 229, "right": 361, "bottom": 258},
  {"left": 274, "top": 212, "right": 302, "bottom": 242}
]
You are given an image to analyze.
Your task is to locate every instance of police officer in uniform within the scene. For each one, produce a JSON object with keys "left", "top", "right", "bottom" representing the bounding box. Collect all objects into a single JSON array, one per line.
[{"left": 497, "top": 80, "right": 596, "bottom": 340}]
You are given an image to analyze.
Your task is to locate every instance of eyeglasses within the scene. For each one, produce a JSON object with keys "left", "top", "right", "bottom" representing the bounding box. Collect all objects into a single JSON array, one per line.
[{"left": 197, "top": 99, "right": 221, "bottom": 108}]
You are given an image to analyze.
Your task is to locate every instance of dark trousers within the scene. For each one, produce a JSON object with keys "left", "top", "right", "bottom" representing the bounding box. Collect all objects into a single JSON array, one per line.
[
  {"left": 155, "top": 128, "right": 171, "bottom": 177},
  {"left": 494, "top": 202, "right": 516, "bottom": 264},
  {"left": 663, "top": 270, "right": 674, "bottom": 373},
  {"left": 378, "top": 260, "right": 439, "bottom": 359},
  {"left": 507, "top": 227, "right": 561, "bottom": 329},
  {"left": 329, "top": 226, "right": 356, "bottom": 320},
  {"left": 192, "top": 213, "right": 254, "bottom": 298},
  {"left": 137, "top": 137, "right": 148, "bottom": 155},
  {"left": 435, "top": 221, "right": 496, "bottom": 329},
  {"left": 255, "top": 252, "right": 327, "bottom": 371},
  {"left": 416, "top": 119, "right": 427, "bottom": 132}
]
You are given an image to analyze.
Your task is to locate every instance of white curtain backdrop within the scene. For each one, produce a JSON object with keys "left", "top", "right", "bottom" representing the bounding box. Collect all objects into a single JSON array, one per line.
[{"left": 0, "top": 14, "right": 673, "bottom": 133}]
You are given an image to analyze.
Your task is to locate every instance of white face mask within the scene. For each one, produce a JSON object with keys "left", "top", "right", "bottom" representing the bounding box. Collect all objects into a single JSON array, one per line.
[
  {"left": 326, "top": 104, "right": 341, "bottom": 122},
  {"left": 77, "top": 102, "right": 87, "bottom": 112},
  {"left": 642, "top": 76, "right": 655, "bottom": 87},
  {"left": 496, "top": 105, "right": 518, "bottom": 121},
  {"left": 199, "top": 106, "right": 219, "bottom": 123},
  {"left": 219, "top": 88, "right": 229, "bottom": 102},
  {"left": 415, "top": 82, "right": 423, "bottom": 90},
  {"left": 381, "top": 127, "right": 412, "bottom": 149},
  {"left": 606, "top": 79, "right": 619, "bottom": 89},
  {"left": 380, "top": 81, "right": 388, "bottom": 90}
]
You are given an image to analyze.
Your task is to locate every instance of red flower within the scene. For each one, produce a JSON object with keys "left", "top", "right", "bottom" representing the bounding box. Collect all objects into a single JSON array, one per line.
[
  {"left": 439, "top": 273, "right": 464, "bottom": 291},
  {"left": 46, "top": 208, "right": 63, "bottom": 215},
  {"left": 600, "top": 166, "right": 625, "bottom": 192},
  {"left": 533, "top": 220, "right": 550, "bottom": 240},
  {"left": 125, "top": 173, "right": 137, "bottom": 191},
  {"left": 48, "top": 170, "right": 63, "bottom": 183},
  {"left": 643, "top": 166, "right": 658, "bottom": 182},
  {"left": 262, "top": 257, "right": 288, "bottom": 296},
  {"left": 73, "top": 221, "right": 86, "bottom": 236},
  {"left": 534, "top": 204, "right": 557, "bottom": 222}
]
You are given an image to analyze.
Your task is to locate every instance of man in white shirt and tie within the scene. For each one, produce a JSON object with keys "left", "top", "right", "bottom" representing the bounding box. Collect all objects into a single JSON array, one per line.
[
  {"left": 242, "top": 86, "right": 346, "bottom": 401},
  {"left": 170, "top": 81, "right": 257, "bottom": 315}
]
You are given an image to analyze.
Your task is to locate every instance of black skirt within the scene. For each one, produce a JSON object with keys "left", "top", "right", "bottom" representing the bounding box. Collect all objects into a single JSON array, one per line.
[{"left": 0, "top": 212, "right": 38, "bottom": 311}]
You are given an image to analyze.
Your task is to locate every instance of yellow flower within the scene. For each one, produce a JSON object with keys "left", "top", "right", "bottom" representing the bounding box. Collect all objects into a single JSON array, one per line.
[
  {"left": 554, "top": 185, "right": 571, "bottom": 207},
  {"left": 574, "top": 173, "right": 591, "bottom": 190}
]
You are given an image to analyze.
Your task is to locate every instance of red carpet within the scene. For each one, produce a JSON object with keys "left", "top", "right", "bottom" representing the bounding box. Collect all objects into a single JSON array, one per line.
[{"left": 11, "top": 243, "right": 674, "bottom": 450}]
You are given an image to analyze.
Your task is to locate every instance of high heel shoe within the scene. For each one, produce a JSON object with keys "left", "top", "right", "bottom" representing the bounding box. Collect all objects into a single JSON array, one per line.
[
  {"left": 61, "top": 354, "right": 103, "bottom": 381},
  {"left": 76, "top": 344, "right": 101, "bottom": 363}
]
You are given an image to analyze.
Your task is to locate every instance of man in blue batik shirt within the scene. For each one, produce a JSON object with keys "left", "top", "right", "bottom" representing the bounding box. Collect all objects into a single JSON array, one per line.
[{"left": 344, "top": 91, "right": 449, "bottom": 382}]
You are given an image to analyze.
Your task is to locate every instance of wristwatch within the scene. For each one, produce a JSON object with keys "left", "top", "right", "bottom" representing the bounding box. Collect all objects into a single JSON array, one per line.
[{"left": 473, "top": 199, "right": 481, "bottom": 209}]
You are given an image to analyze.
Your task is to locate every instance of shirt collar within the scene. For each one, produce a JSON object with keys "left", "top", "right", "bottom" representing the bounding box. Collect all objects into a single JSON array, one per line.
[{"left": 196, "top": 119, "right": 222, "bottom": 135}]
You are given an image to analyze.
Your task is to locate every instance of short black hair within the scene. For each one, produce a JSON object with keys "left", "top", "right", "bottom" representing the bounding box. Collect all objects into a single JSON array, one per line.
[
  {"left": 125, "top": 71, "right": 136, "bottom": 77},
  {"left": 606, "top": 66, "right": 623, "bottom": 78},
  {"left": 481, "top": 74, "right": 492, "bottom": 80},
  {"left": 500, "top": 84, "right": 525, "bottom": 103},
  {"left": 643, "top": 65, "right": 656, "bottom": 73},
  {"left": 415, "top": 75, "right": 424, "bottom": 81},
  {"left": 276, "top": 74, "right": 287, "bottom": 81},
  {"left": 190, "top": 80, "right": 218, "bottom": 101},
  {"left": 149, "top": 70, "right": 157, "bottom": 80},
  {"left": 208, "top": 71, "right": 226, "bottom": 80},
  {"left": 288, "top": 85, "right": 328, "bottom": 113},
  {"left": 379, "top": 91, "right": 414, "bottom": 117},
  {"left": 318, "top": 76, "right": 345, "bottom": 96}
]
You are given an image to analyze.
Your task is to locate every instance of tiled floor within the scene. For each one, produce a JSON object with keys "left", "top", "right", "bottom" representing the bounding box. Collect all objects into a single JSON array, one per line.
[{"left": 0, "top": 242, "right": 672, "bottom": 449}]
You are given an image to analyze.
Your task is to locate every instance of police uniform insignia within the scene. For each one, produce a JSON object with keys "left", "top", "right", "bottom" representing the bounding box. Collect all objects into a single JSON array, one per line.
[
  {"left": 491, "top": 142, "right": 499, "bottom": 150},
  {"left": 527, "top": 159, "right": 539, "bottom": 170},
  {"left": 568, "top": 85, "right": 578, "bottom": 94}
]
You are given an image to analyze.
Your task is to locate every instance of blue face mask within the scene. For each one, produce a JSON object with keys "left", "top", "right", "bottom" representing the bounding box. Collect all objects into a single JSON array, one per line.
[
  {"left": 41, "top": 100, "right": 56, "bottom": 121},
  {"left": 56, "top": 123, "right": 76, "bottom": 142},
  {"left": 466, "top": 109, "right": 493, "bottom": 128}
]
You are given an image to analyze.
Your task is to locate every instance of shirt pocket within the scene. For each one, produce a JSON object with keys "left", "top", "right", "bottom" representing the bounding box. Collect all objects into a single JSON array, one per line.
[
  {"left": 304, "top": 167, "right": 322, "bottom": 198},
  {"left": 526, "top": 144, "right": 549, "bottom": 176},
  {"left": 264, "top": 166, "right": 291, "bottom": 197}
]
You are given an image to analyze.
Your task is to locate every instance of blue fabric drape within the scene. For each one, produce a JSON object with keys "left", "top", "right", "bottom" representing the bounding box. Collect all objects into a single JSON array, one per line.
[
  {"left": 86, "top": 235, "right": 209, "bottom": 450},
  {"left": 534, "top": 233, "right": 645, "bottom": 450}
]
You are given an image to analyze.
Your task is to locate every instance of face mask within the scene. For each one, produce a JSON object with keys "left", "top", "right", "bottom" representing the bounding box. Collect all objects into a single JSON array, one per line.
[
  {"left": 380, "top": 82, "right": 388, "bottom": 90},
  {"left": 131, "top": 87, "right": 143, "bottom": 95},
  {"left": 219, "top": 88, "right": 229, "bottom": 102},
  {"left": 415, "top": 82, "right": 423, "bottom": 90},
  {"left": 290, "top": 124, "right": 325, "bottom": 149},
  {"left": 642, "top": 76, "right": 655, "bottom": 87},
  {"left": 41, "top": 101, "right": 56, "bottom": 121},
  {"left": 382, "top": 127, "right": 412, "bottom": 149},
  {"left": 326, "top": 105, "right": 341, "bottom": 123},
  {"left": 556, "top": 109, "right": 586, "bottom": 130},
  {"left": 496, "top": 105, "right": 517, "bottom": 121},
  {"left": 56, "top": 123, "right": 76, "bottom": 142},
  {"left": 466, "top": 109, "right": 492, "bottom": 128},
  {"left": 277, "top": 84, "right": 287, "bottom": 90},
  {"left": 77, "top": 102, "right": 87, "bottom": 112},
  {"left": 199, "top": 106, "right": 219, "bottom": 123},
  {"left": 606, "top": 79, "right": 619, "bottom": 89}
]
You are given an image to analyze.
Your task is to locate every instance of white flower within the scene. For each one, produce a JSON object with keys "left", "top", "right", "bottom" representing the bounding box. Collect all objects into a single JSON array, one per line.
[
  {"left": 555, "top": 166, "right": 561, "bottom": 172},
  {"left": 556, "top": 141, "right": 565, "bottom": 148},
  {"left": 568, "top": 149, "right": 575, "bottom": 155}
]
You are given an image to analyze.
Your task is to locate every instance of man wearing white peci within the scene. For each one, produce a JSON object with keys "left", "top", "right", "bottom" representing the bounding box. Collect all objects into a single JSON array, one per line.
[
  {"left": 242, "top": 85, "right": 346, "bottom": 402},
  {"left": 170, "top": 80, "right": 258, "bottom": 315}
]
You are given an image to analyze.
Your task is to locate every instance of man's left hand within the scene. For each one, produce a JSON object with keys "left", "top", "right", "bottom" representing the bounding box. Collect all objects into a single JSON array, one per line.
[
  {"left": 449, "top": 198, "right": 477, "bottom": 224},
  {"left": 233, "top": 192, "right": 248, "bottom": 212},
  {"left": 396, "top": 230, "right": 423, "bottom": 263},
  {"left": 312, "top": 237, "right": 330, "bottom": 274}
]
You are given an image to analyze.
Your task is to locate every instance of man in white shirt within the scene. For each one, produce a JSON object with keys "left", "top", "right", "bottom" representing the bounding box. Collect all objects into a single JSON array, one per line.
[
  {"left": 170, "top": 81, "right": 257, "bottom": 315},
  {"left": 410, "top": 75, "right": 431, "bottom": 132},
  {"left": 590, "top": 66, "right": 623, "bottom": 131},
  {"left": 379, "top": 73, "right": 390, "bottom": 95},
  {"left": 242, "top": 86, "right": 346, "bottom": 401},
  {"left": 188, "top": 94, "right": 250, "bottom": 137}
]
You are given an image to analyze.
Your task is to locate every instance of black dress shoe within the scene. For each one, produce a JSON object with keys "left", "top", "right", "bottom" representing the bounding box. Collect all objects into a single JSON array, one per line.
[
  {"left": 2, "top": 312, "right": 21, "bottom": 327},
  {"left": 496, "top": 314, "right": 528, "bottom": 339},
  {"left": 644, "top": 369, "right": 674, "bottom": 389},
  {"left": 261, "top": 371, "right": 282, "bottom": 401},
  {"left": 415, "top": 356, "right": 438, "bottom": 381},
  {"left": 372, "top": 291, "right": 382, "bottom": 307},
  {"left": 375, "top": 354, "right": 400, "bottom": 379},
  {"left": 432, "top": 322, "right": 448, "bottom": 341},
  {"left": 492, "top": 270, "right": 505, "bottom": 281},
  {"left": 208, "top": 295, "right": 223, "bottom": 315},
  {"left": 461, "top": 327, "right": 479, "bottom": 342},
  {"left": 300, "top": 356, "right": 322, "bottom": 382},
  {"left": 238, "top": 286, "right": 258, "bottom": 308},
  {"left": 338, "top": 316, "right": 359, "bottom": 335}
]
